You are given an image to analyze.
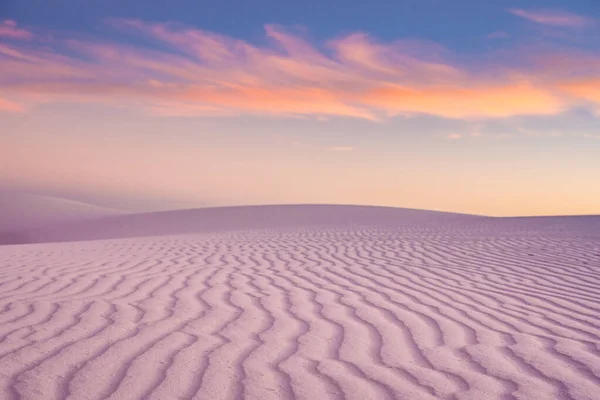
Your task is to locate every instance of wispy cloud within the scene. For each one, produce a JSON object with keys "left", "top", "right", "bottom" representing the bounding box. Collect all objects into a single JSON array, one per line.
[
  {"left": 486, "top": 31, "right": 511, "bottom": 40},
  {"left": 329, "top": 146, "right": 353, "bottom": 152},
  {"left": 558, "top": 79, "right": 600, "bottom": 114},
  {"left": 0, "top": 96, "right": 24, "bottom": 112},
  {"left": 509, "top": 9, "right": 591, "bottom": 28},
  {"left": 0, "top": 20, "right": 33, "bottom": 40},
  {"left": 1, "top": 19, "right": 599, "bottom": 120}
]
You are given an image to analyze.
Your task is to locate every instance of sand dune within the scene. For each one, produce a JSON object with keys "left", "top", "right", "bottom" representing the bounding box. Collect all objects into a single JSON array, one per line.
[
  {"left": 0, "top": 204, "right": 599, "bottom": 400},
  {"left": 4, "top": 204, "right": 481, "bottom": 245},
  {"left": 0, "top": 192, "right": 125, "bottom": 245}
]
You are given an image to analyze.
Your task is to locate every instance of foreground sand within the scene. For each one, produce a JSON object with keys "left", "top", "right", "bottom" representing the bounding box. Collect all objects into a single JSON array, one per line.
[{"left": 0, "top": 207, "right": 599, "bottom": 399}]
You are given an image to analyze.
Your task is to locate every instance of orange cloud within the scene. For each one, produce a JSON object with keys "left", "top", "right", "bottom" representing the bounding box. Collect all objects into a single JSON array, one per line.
[
  {"left": 364, "top": 81, "right": 566, "bottom": 119},
  {"left": 509, "top": 9, "right": 591, "bottom": 27},
  {"left": 1, "top": 19, "right": 599, "bottom": 120},
  {"left": 558, "top": 79, "right": 600, "bottom": 113}
]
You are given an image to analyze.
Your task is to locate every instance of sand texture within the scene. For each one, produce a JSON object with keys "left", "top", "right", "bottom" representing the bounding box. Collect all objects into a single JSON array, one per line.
[{"left": 0, "top": 205, "right": 599, "bottom": 399}]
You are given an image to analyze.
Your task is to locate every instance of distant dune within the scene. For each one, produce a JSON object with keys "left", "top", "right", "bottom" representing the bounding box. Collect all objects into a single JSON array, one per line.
[
  {"left": 2, "top": 202, "right": 483, "bottom": 245},
  {"left": 0, "top": 195, "right": 599, "bottom": 399},
  {"left": 0, "top": 192, "right": 123, "bottom": 233},
  {"left": 0, "top": 192, "right": 126, "bottom": 244}
]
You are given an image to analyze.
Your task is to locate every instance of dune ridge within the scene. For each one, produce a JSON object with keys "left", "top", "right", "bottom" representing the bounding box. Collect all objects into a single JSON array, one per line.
[
  {"left": 0, "top": 204, "right": 599, "bottom": 399},
  {"left": 0, "top": 192, "right": 125, "bottom": 245},
  {"left": 2, "top": 204, "right": 484, "bottom": 245}
]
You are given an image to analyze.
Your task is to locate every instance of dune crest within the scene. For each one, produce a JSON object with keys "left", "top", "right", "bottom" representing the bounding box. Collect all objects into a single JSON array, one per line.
[
  {"left": 0, "top": 192, "right": 125, "bottom": 244},
  {"left": 2, "top": 203, "right": 482, "bottom": 245}
]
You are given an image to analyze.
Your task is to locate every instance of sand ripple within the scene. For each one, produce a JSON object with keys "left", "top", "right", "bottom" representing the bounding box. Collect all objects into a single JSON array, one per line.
[{"left": 0, "top": 222, "right": 599, "bottom": 399}]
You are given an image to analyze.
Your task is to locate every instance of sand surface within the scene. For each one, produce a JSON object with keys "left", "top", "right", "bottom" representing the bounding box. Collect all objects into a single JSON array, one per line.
[{"left": 0, "top": 204, "right": 599, "bottom": 399}]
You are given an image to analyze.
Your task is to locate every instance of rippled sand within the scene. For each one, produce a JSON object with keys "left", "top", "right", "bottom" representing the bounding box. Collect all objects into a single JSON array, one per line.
[{"left": 0, "top": 206, "right": 599, "bottom": 400}]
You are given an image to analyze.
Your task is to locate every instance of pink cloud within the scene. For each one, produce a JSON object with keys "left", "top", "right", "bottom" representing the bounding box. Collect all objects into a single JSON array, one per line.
[
  {"left": 0, "top": 20, "right": 33, "bottom": 40},
  {"left": 487, "top": 31, "right": 511, "bottom": 39},
  {"left": 0, "top": 96, "right": 24, "bottom": 112},
  {"left": 509, "top": 9, "right": 591, "bottom": 28},
  {"left": 330, "top": 146, "right": 353, "bottom": 152},
  {"left": 1, "top": 19, "right": 600, "bottom": 120}
]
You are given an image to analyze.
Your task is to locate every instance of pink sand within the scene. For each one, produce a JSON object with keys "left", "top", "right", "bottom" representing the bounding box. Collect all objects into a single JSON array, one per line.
[{"left": 0, "top": 195, "right": 599, "bottom": 399}]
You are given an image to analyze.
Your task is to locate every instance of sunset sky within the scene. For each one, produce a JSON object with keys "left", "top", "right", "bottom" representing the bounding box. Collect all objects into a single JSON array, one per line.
[{"left": 1, "top": 0, "right": 600, "bottom": 216}]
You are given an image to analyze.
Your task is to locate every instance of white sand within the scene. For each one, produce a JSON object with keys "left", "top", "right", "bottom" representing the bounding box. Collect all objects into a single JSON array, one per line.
[
  {"left": 0, "top": 203, "right": 599, "bottom": 400},
  {"left": 0, "top": 192, "right": 124, "bottom": 244}
]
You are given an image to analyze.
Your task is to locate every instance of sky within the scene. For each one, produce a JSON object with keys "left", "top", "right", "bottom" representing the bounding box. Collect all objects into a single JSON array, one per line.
[{"left": 1, "top": 0, "right": 600, "bottom": 216}]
